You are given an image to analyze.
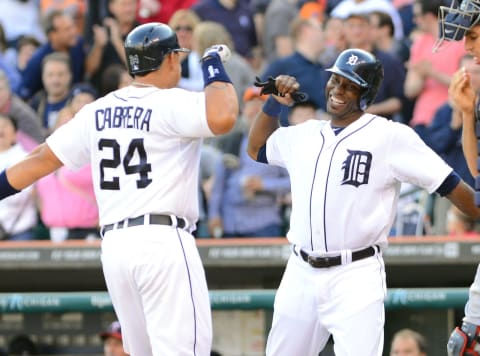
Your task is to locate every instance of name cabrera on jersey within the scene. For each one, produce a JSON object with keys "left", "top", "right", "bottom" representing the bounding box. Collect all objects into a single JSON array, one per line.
[
  {"left": 46, "top": 86, "right": 214, "bottom": 226},
  {"left": 266, "top": 113, "right": 452, "bottom": 252}
]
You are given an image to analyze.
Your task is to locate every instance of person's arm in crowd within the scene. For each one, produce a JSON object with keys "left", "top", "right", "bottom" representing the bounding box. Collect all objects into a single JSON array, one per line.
[
  {"left": 84, "top": 24, "right": 108, "bottom": 77},
  {"left": 449, "top": 67, "right": 478, "bottom": 176},
  {"left": 404, "top": 62, "right": 425, "bottom": 99},
  {"left": 10, "top": 96, "right": 46, "bottom": 143},
  {"left": 104, "top": 18, "right": 127, "bottom": 65}
]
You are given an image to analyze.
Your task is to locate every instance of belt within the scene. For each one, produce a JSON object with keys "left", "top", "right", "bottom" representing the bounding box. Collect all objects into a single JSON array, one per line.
[
  {"left": 296, "top": 246, "right": 377, "bottom": 268},
  {"left": 101, "top": 214, "right": 186, "bottom": 235}
]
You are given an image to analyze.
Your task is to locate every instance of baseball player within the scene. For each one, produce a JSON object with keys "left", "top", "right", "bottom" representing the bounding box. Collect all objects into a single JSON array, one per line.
[
  {"left": 0, "top": 23, "right": 238, "bottom": 355},
  {"left": 247, "top": 48, "right": 480, "bottom": 356},
  {"left": 437, "top": 0, "right": 480, "bottom": 354}
]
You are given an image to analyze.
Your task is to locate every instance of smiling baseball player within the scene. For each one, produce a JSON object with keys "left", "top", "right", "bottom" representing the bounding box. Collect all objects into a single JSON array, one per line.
[
  {"left": 248, "top": 48, "right": 480, "bottom": 355},
  {"left": 0, "top": 23, "right": 238, "bottom": 355}
]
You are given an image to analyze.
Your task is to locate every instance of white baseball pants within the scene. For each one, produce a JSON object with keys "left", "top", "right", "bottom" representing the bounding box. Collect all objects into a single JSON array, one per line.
[
  {"left": 266, "top": 251, "right": 386, "bottom": 356},
  {"left": 101, "top": 224, "right": 212, "bottom": 356}
]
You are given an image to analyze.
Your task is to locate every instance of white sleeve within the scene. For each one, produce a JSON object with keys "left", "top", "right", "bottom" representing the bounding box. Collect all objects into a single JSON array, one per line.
[
  {"left": 161, "top": 89, "right": 214, "bottom": 138},
  {"left": 388, "top": 123, "right": 452, "bottom": 193},
  {"left": 266, "top": 126, "right": 295, "bottom": 168},
  {"left": 46, "top": 107, "right": 91, "bottom": 170}
]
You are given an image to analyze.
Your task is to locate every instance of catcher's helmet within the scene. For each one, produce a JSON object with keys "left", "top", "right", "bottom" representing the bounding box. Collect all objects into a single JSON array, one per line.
[
  {"left": 326, "top": 48, "right": 383, "bottom": 110},
  {"left": 436, "top": 0, "right": 480, "bottom": 51},
  {"left": 124, "top": 23, "right": 190, "bottom": 75}
]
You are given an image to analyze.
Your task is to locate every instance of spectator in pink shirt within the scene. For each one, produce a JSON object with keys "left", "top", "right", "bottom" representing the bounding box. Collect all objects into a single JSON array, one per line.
[
  {"left": 36, "top": 83, "right": 99, "bottom": 241},
  {"left": 404, "top": 0, "right": 465, "bottom": 128}
]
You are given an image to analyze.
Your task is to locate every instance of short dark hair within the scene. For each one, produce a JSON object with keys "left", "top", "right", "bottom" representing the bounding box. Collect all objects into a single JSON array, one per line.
[
  {"left": 370, "top": 11, "right": 394, "bottom": 37},
  {"left": 415, "top": 0, "right": 445, "bottom": 17},
  {"left": 42, "top": 9, "right": 66, "bottom": 34}
]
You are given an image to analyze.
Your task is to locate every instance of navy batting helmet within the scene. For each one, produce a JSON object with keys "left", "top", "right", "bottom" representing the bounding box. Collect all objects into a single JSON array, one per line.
[
  {"left": 124, "top": 23, "right": 190, "bottom": 76},
  {"left": 326, "top": 48, "right": 383, "bottom": 111},
  {"left": 436, "top": 0, "right": 480, "bottom": 50}
]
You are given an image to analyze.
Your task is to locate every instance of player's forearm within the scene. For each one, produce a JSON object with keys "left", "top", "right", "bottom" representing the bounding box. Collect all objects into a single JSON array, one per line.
[
  {"left": 205, "top": 83, "right": 238, "bottom": 135},
  {"left": 461, "top": 111, "right": 479, "bottom": 177},
  {"left": 447, "top": 180, "right": 480, "bottom": 220},
  {"left": 247, "top": 111, "right": 279, "bottom": 161},
  {"left": 6, "top": 143, "right": 63, "bottom": 190}
]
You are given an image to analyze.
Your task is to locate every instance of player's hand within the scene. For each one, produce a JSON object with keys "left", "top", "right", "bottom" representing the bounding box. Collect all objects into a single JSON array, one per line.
[
  {"left": 447, "top": 321, "right": 480, "bottom": 356},
  {"left": 201, "top": 44, "right": 232, "bottom": 63},
  {"left": 254, "top": 75, "right": 307, "bottom": 104},
  {"left": 449, "top": 67, "right": 476, "bottom": 116}
]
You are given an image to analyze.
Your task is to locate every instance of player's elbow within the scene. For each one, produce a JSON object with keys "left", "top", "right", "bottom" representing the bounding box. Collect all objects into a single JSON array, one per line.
[{"left": 206, "top": 103, "right": 238, "bottom": 135}]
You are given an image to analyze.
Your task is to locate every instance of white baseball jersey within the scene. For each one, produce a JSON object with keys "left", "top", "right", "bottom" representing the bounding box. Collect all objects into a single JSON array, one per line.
[
  {"left": 266, "top": 113, "right": 452, "bottom": 252},
  {"left": 47, "top": 86, "right": 213, "bottom": 227}
]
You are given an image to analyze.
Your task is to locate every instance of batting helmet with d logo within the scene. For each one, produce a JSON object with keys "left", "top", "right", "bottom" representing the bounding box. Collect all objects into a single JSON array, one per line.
[{"left": 326, "top": 48, "right": 384, "bottom": 111}]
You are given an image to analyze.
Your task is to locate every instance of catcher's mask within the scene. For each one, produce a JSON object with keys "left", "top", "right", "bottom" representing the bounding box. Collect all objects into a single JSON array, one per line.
[
  {"left": 325, "top": 48, "right": 384, "bottom": 111},
  {"left": 435, "top": 0, "right": 480, "bottom": 51}
]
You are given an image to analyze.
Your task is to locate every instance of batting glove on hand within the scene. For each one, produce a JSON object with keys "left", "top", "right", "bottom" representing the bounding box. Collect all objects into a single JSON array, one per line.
[
  {"left": 201, "top": 44, "right": 232, "bottom": 63},
  {"left": 254, "top": 76, "right": 308, "bottom": 103},
  {"left": 447, "top": 321, "right": 480, "bottom": 356}
]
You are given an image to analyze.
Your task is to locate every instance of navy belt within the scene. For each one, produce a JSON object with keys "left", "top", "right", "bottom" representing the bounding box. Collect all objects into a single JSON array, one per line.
[
  {"left": 296, "top": 246, "right": 377, "bottom": 268},
  {"left": 101, "top": 214, "right": 186, "bottom": 235}
]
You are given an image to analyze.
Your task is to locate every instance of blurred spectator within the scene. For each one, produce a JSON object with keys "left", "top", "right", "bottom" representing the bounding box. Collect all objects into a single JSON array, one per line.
[
  {"left": 394, "top": 0, "right": 416, "bottom": 38},
  {"left": 331, "top": 0, "right": 404, "bottom": 40},
  {"left": 404, "top": 0, "right": 465, "bottom": 128},
  {"left": 340, "top": 12, "right": 405, "bottom": 121},
  {"left": 0, "top": 70, "right": 45, "bottom": 150},
  {"left": 196, "top": 144, "right": 221, "bottom": 238},
  {"left": 99, "top": 63, "right": 132, "bottom": 97},
  {"left": 18, "top": 10, "right": 85, "bottom": 100},
  {"left": 389, "top": 328, "right": 428, "bottom": 356},
  {"left": 261, "top": 16, "right": 328, "bottom": 125},
  {"left": 137, "top": 0, "right": 198, "bottom": 25},
  {"left": 40, "top": 0, "right": 88, "bottom": 34},
  {"left": 0, "top": 0, "right": 46, "bottom": 48},
  {"left": 193, "top": 21, "right": 256, "bottom": 111},
  {"left": 85, "top": 0, "right": 139, "bottom": 91},
  {"left": 36, "top": 83, "right": 99, "bottom": 242},
  {"left": 288, "top": 99, "right": 321, "bottom": 126},
  {"left": 368, "top": 10, "right": 411, "bottom": 64},
  {"left": 29, "top": 52, "right": 73, "bottom": 134},
  {"left": 15, "top": 36, "right": 42, "bottom": 77},
  {"left": 169, "top": 9, "right": 203, "bottom": 92},
  {"left": 0, "top": 23, "right": 19, "bottom": 73},
  {"left": 320, "top": 15, "right": 347, "bottom": 66},
  {"left": 99, "top": 321, "right": 128, "bottom": 356},
  {"left": 415, "top": 54, "right": 477, "bottom": 235},
  {"left": 207, "top": 86, "right": 290, "bottom": 238},
  {"left": 192, "top": 0, "right": 258, "bottom": 60},
  {"left": 0, "top": 114, "right": 37, "bottom": 241},
  {"left": 83, "top": 0, "right": 110, "bottom": 45},
  {"left": 261, "top": 0, "right": 298, "bottom": 64}
]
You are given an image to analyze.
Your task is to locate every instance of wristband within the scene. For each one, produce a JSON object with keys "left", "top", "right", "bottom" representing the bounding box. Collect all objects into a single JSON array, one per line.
[
  {"left": 262, "top": 96, "right": 282, "bottom": 118},
  {"left": 201, "top": 53, "right": 232, "bottom": 88},
  {"left": 0, "top": 170, "right": 20, "bottom": 200}
]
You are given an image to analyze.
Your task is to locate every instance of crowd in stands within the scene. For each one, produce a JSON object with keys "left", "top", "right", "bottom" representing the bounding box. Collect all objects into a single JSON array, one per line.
[{"left": 0, "top": 0, "right": 476, "bottom": 241}]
